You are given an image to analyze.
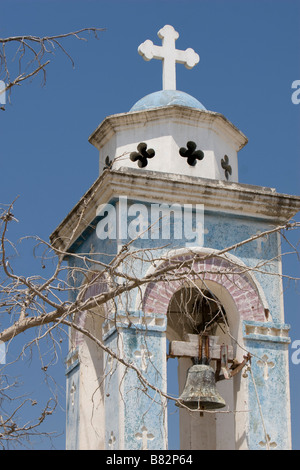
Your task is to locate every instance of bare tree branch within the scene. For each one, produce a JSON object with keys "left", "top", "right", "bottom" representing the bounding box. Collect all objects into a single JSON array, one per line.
[{"left": 0, "top": 27, "right": 105, "bottom": 100}]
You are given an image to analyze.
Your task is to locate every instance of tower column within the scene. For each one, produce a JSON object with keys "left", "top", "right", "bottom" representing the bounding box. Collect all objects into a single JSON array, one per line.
[
  {"left": 243, "top": 321, "right": 292, "bottom": 450},
  {"left": 103, "top": 313, "right": 167, "bottom": 450}
]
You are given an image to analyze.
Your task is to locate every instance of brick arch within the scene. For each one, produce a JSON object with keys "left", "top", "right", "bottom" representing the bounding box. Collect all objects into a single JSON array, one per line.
[{"left": 142, "top": 254, "right": 266, "bottom": 322}]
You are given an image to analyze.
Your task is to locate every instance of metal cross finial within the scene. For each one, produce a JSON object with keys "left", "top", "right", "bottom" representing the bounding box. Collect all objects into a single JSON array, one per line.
[{"left": 138, "top": 25, "right": 200, "bottom": 90}]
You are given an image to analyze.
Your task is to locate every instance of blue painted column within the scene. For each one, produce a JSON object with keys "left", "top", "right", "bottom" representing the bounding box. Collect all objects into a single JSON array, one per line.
[
  {"left": 243, "top": 320, "right": 291, "bottom": 450},
  {"left": 103, "top": 312, "right": 167, "bottom": 450},
  {"left": 65, "top": 348, "right": 80, "bottom": 450}
]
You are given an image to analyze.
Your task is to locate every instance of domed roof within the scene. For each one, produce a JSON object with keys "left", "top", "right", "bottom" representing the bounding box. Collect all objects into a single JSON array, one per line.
[{"left": 129, "top": 90, "right": 206, "bottom": 112}]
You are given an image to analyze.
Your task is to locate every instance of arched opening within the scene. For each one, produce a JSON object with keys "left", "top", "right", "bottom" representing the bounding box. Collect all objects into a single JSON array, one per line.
[
  {"left": 167, "top": 286, "right": 228, "bottom": 339},
  {"left": 167, "top": 285, "right": 235, "bottom": 450},
  {"left": 141, "top": 252, "right": 268, "bottom": 450}
]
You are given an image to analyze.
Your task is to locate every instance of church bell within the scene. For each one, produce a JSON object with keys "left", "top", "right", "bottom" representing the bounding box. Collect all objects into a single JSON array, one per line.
[{"left": 176, "top": 363, "right": 226, "bottom": 410}]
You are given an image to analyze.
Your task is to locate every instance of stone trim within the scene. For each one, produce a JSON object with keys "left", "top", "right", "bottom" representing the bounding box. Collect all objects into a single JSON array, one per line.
[
  {"left": 88, "top": 106, "right": 248, "bottom": 151},
  {"left": 102, "top": 311, "right": 167, "bottom": 341},
  {"left": 243, "top": 320, "right": 290, "bottom": 343},
  {"left": 65, "top": 348, "right": 79, "bottom": 375}
]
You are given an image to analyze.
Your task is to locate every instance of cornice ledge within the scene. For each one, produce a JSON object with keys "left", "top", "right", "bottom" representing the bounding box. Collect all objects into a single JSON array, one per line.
[
  {"left": 50, "top": 168, "right": 300, "bottom": 253},
  {"left": 88, "top": 106, "right": 248, "bottom": 151}
]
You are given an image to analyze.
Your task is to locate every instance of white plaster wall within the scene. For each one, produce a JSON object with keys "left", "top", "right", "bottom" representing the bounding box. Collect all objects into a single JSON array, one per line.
[
  {"left": 78, "top": 315, "right": 105, "bottom": 450},
  {"left": 98, "top": 114, "right": 240, "bottom": 182}
]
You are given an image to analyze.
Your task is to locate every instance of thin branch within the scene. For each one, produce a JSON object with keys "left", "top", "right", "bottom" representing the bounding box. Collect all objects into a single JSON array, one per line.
[{"left": 0, "top": 27, "right": 105, "bottom": 98}]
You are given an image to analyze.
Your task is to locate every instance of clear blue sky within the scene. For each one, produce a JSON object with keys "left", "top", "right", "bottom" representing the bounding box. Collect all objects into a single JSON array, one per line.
[{"left": 0, "top": 0, "right": 299, "bottom": 450}]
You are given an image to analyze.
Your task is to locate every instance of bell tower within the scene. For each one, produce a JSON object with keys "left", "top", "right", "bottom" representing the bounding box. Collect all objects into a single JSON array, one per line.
[{"left": 50, "top": 25, "right": 300, "bottom": 450}]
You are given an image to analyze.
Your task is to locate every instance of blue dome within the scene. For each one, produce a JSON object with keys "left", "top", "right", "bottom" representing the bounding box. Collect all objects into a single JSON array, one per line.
[{"left": 130, "top": 90, "right": 206, "bottom": 112}]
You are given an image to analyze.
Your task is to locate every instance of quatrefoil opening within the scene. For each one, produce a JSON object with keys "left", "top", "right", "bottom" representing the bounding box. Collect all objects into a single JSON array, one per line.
[
  {"left": 103, "top": 155, "right": 113, "bottom": 170},
  {"left": 221, "top": 155, "right": 232, "bottom": 180},
  {"left": 179, "top": 141, "right": 204, "bottom": 166},
  {"left": 130, "top": 142, "right": 155, "bottom": 168}
]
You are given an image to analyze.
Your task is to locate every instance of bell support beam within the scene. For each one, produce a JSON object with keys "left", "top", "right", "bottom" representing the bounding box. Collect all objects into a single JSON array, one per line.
[{"left": 168, "top": 334, "right": 234, "bottom": 362}]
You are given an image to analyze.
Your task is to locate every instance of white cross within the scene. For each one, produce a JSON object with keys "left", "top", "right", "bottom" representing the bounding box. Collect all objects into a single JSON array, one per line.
[
  {"left": 257, "top": 354, "right": 275, "bottom": 381},
  {"left": 108, "top": 431, "right": 116, "bottom": 450},
  {"left": 70, "top": 381, "right": 76, "bottom": 407},
  {"left": 134, "top": 344, "right": 153, "bottom": 371},
  {"left": 259, "top": 434, "right": 277, "bottom": 450},
  {"left": 138, "top": 25, "right": 200, "bottom": 90},
  {"left": 107, "top": 355, "right": 115, "bottom": 375},
  {"left": 135, "top": 425, "right": 154, "bottom": 450}
]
